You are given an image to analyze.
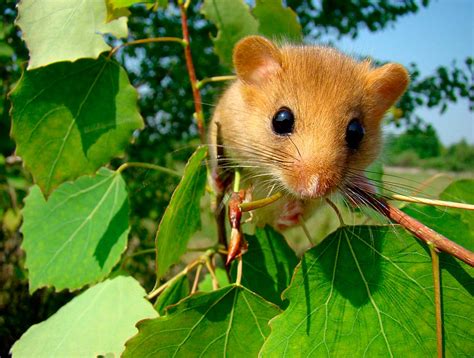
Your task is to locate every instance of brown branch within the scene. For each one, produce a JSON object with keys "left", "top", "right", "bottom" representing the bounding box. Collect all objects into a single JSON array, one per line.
[
  {"left": 108, "top": 37, "right": 185, "bottom": 59},
  {"left": 351, "top": 188, "right": 474, "bottom": 267},
  {"left": 179, "top": 2, "right": 205, "bottom": 143}
]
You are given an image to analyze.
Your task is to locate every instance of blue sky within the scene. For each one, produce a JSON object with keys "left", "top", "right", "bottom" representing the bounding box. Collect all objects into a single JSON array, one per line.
[{"left": 319, "top": 0, "right": 473, "bottom": 145}]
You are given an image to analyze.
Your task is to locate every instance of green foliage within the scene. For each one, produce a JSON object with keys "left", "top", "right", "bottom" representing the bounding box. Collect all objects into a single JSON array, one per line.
[
  {"left": 16, "top": 0, "right": 128, "bottom": 69},
  {"left": 154, "top": 274, "right": 189, "bottom": 315},
  {"left": 201, "top": 0, "right": 259, "bottom": 68},
  {"left": 440, "top": 179, "right": 474, "bottom": 235},
  {"left": 231, "top": 226, "right": 298, "bottom": 308},
  {"left": 123, "top": 285, "right": 281, "bottom": 357},
  {"left": 261, "top": 226, "right": 473, "bottom": 356},
  {"left": 11, "top": 276, "right": 157, "bottom": 357},
  {"left": 2, "top": 0, "right": 473, "bottom": 356},
  {"left": 155, "top": 146, "right": 207, "bottom": 279},
  {"left": 22, "top": 168, "right": 130, "bottom": 292},
  {"left": 387, "top": 123, "right": 441, "bottom": 160},
  {"left": 10, "top": 57, "right": 144, "bottom": 194}
]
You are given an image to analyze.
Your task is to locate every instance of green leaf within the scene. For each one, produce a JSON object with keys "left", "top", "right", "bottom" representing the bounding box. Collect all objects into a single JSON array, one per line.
[
  {"left": 22, "top": 168, "right": 130, "bottom": 292},
  {"left": 155, "top": 146, "right": 207, "bottom": 279},
  {"left": 261, "top": 226, "right": 473, "bottom": 356},
  {"left": 123, "top": 285, "right": 281, "bottom": 357},
  {"left": 252, "top": 0, "right": 302, "bottom": 41},
  {"left": 201, "top": 0, "right": 259, "bottom": 68},
  {"left": 10, "top": 57, "right": 144, "bottom": 194},
  {"left": 11, "top": 276, "right": 157, "bottom": 357},
  {"left": 402, "top": 203, "right": 474, "bottom": 252},
  {"left": 198, "top": 267, "right": 230, "bottom": 292},
  {"left": 439, "top": 179, "right": 474, "bottom": 235},
  {"left": 231, "top": 226, "right": 298, "bottom": 308},
  {"left": 155, "top": 274, "right": 189, "bottom": 315},
  {"left": 16, "top": 0, "right": 128, "bottom": 69}
]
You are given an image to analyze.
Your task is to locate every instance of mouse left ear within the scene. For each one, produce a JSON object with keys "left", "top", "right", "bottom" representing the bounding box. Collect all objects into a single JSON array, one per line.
[
  {"left": 233, "top": 36, "right": 282, "bottom": 85},
  {"left": 366, "top": 63, "right": 410, "bottom": 117}
]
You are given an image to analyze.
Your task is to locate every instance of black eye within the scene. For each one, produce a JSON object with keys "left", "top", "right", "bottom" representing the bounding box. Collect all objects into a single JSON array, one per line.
[
  {"left": 346, "top": 119, "right": 365, "bottom": 150},
  {"left": 272, "top": 107, "right": 295, "bottom": 135}
]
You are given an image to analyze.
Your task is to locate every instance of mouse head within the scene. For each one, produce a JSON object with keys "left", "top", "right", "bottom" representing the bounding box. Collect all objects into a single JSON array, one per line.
[{"left": 229, "top": 36, "right": 409, "bottom": 199}]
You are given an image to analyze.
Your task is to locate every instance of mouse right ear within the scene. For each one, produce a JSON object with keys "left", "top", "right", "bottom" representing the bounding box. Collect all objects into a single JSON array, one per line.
[{"left": 233, "top": 36, "right": 282, "bottom": 84}]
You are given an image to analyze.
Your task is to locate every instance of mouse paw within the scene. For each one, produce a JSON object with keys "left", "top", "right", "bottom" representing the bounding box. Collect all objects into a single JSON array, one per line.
[{"left": 276, "top": 200, "right": 305, "bottom": 230}]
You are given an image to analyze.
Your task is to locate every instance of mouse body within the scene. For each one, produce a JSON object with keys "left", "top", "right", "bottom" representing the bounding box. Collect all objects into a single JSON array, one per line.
[{"left": 209, "top": 36, "right": 409, "bottom": 229}]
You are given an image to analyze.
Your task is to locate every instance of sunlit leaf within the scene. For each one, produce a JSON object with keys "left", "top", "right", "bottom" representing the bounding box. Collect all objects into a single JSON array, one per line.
[
  {"left": 201, "top": 0, "right": 259, "bottom": 67},
  {"left": 155, "top": 274, "right": 189, "bottom": 315},
  {"left": 11, "top": 276, "right": 157, "bottom": 357},
  {"left": 402, "top": 203, "right": 474, "bottom": 251},
  {"left": 155, "top": 146, "right": 207, "bottom": 279},
  {"left": 439, "top": 179, "right": 474, "bottom": 235},
  {"left": 10, "top": 57, "right": 143, "bottom": 194},
  {"left": 261, "top": 226, "right": 473, "bottom": 356},
  {"left": 22, "top": 168, "right": 129, "bottom": 292},
  {"left": 198, "top": 267, "right": 230, "bottom": 292},
  {"left": 252, "top": 0, "right": 302, "bottom": 41},
  {"left": 16, "top": 0, "right": 128, "bottom": 69},
  {"left": 231, "top": 226, "right": 297, "bottom": 308},
  {"left": 123, "top": 285, "right": 281, "bottom": 357}
]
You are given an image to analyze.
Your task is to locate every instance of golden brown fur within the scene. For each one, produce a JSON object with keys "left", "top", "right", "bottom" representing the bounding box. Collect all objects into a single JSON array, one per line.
[{"left": 210, "top": 36, "right": 409, "bottom": 228}]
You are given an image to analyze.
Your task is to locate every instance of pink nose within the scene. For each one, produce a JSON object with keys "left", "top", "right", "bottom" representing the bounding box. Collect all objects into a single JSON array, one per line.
[{"left": 294, "top": 174, "right": 332, "bottom": 199}]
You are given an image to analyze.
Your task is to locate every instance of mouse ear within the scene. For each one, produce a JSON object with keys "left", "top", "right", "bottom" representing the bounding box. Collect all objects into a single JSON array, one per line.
[
  {"left": 233, "top": 36, "right": 282, "bottom": 84},
  {"left": 367, "top": 63, "right": 410, "bottom": 117}
]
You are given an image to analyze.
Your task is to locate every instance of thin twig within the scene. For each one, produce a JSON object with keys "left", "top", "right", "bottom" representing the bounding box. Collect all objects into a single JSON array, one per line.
[
  {"left": 429, "top": 244, "right": 443, "bottom": 358},
  {"left": 325, "top": 198, "right": 345, "bottom": 226},
  {"left": 390, "top": 194, "right": 474, "bottom": 211},
  {"left": 108, "top": 37, "right": 185, "bottom": 59},
  {"left": 196, "top": 75, "right": 237, "bottom": 89},
  {"left": 205, "top": 257, "right": 220, "bottom": 290},
  {"left": 116, "top": 161, "right": 181, "bottom": 177},
  {"left": 179, "top": 3, "right": 205, "bottom": 143},
  {"left": 191, "top": 264, "right": 203, "bottom": 294},
  {"left": 236, "top": 256, "right": 243, "bottom": 286},
  {"left": 120, "top": 248, "right": 156, "bottom": 270},
  {"left": 355, "top": 189, "right": 474, "bottom": 267},
  {"left": 239, "top": 192, "right": 283, "bottom": 212},
  {"left": 147, "top": 253, "right": 209, "bottom": 300},
  {"left": 298, "top": 215, "right": 314, "bottom": 246}
]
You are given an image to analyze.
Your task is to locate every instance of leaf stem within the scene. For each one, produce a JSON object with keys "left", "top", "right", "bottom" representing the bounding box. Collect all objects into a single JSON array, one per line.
[
  {"left": 239, "top": 192, "right": 283, "bottom": 212},
  {"left": 179, "top": 3, "right": 206, "bottom": 143},
  {"left": 205, "top": 257, "right": 219, "bottom": 290},
  {"left": 236, "top": 256, "right": 243, "bottom": 286},
  {"left": 233, "top": 170, "right": 241, "bottom": 192},
  {"left": 108, "top": 37, "right": 186, "bottom": 59},
  {"left": 120, "top": 248, "right": 156, "bottom": 270},
  {"left": 191, "top": 264, "right": 203, "bottom": 294},
  {"left": 196, "top": 75, "right": 237, "bottom": 89},
  {"left": 326, "top": 198, "right": 345, "bottom": 226},
  {"left": 429, "top": 244, "right": 444, "bottom": 358},
  {"left": 389, "top": 194, "right": 474, "bottom": 211},
  {"left": 116, "top": 161, "right": 181, "bottom": 177},
  {"left": 147, "top": 248, "right": 216, "bottom": 300},
  {"left": 298, "top": 215, "right": 314, "bottom": 246}
]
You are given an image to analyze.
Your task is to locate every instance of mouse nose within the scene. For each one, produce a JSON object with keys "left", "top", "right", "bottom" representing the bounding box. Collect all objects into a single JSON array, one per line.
[
  {"left": 285, "top": 158, "right": 342, "bottom": 199},
  {"left": 296, "top": 174, "right": 331, "bottom": 198}
]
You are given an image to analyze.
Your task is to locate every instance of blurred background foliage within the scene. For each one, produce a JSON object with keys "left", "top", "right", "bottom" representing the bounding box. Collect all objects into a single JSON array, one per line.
[{"left": 0, "top": 0, "right": 472, "bottom": 353}]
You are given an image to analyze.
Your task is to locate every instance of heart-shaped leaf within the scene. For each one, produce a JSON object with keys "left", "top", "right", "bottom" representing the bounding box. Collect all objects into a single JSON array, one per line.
[
  {"left": 10, "top": 57, "right": 144, "bottom": 194},
  {"left": 11, "top": 276, "right": 157, "bottom": 357},
  {"left": 22, "top": 168, "right": 130, "bottom": 292},
  {"left": 123, "top": 285, "right": 281, "bottom": 357}
]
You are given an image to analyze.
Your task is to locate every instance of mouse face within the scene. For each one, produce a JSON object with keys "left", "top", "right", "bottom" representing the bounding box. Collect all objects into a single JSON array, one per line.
[{"left": 211, "top": 36, "right": 409, "bottom": 201}]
